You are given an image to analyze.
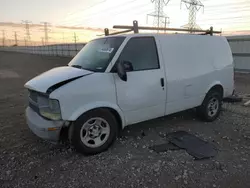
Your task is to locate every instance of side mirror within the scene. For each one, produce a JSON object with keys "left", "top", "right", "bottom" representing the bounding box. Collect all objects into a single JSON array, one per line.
[
  {"left": 116, "top": 60, "right": 133, "bottom": 82},
  {"left": 116, "top": 60, "right": 127, "bottom": 81}
]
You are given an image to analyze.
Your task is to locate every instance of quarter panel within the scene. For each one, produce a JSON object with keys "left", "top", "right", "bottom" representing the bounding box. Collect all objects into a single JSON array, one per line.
[{"left": 156, "top": 35, "right": 234, "bottom": 115}]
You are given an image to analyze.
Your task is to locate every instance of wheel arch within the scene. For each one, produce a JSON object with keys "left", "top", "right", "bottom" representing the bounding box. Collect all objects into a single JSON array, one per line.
[
  {"left": 67, "top": 102, "right": 126, "bottom": 129},
  {"left": 205, "top": 82, "right": 224, "bottom": 99}
]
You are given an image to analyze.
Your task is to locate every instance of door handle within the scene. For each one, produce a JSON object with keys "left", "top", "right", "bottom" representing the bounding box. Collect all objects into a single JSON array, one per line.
[{"left": 160, "top": 78, "right": 164, "bottom": 87}]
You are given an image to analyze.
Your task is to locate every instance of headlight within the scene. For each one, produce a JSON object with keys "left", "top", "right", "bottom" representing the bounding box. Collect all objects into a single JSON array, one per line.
[{"left": 37, "top": 96, "right": 61, "bottom": 121}]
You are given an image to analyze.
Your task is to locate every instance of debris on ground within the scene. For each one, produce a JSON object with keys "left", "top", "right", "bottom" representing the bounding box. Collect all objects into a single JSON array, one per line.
[
  {"left": 223, "top": 94, "right": 243, "bottom": 103},
  {"left": 244, "top": 100, "right": 250, "bottom": 107},
  {"left": 149, "top": 143, "right": 179, "bottom": 153},
  {"left": 151, "top": 131, "right": 217, "bottom": 160}
]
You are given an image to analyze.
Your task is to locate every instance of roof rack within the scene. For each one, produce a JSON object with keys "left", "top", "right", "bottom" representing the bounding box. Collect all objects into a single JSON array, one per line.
[{"left": 103, "top": 20, "right": 221, "bottom": 36}]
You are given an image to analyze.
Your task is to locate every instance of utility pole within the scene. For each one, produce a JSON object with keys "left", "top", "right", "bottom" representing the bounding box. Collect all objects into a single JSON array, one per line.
[
  {"left": 41, "top": 37, "right": 44, "bottom": 46},
  {"left": 147, "top": 0, "right": 171, "bottom": 31},
  {"left": 13, "top": 31, "right": 18, "bottom": 46},
  {"left": 22, "top": 20, "right": 32, "bottom": 41},
  {"left": 181, "top": 0, "right": 204, "bottom": 32},
  {"left": 24, "top": 37, "right": 27, "bottom": 46},
  {"left": 2, "top": 30, "right": 5, "bottom": 46},
  {"left": 41, "top": 22, "right": 51, "bottom": 45}
]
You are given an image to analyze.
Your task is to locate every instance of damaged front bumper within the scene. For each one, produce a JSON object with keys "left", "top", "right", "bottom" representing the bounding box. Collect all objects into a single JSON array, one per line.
[{"left": 25, "top": 107, "right": 66, "bottom": 142}]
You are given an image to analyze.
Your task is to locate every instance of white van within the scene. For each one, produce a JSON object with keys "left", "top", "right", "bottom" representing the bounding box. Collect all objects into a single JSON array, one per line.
[{"left": 25, "top": 33, "right": 234, "bottom": 154}]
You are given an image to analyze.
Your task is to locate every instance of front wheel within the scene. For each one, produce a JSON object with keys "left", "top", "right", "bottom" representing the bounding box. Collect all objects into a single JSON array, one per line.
[
  {"left": 72, "top": 109, "right": 118, "bottom": 155},
  {"left": 197, "top": 90, "right": 222, "bottom": 122}
]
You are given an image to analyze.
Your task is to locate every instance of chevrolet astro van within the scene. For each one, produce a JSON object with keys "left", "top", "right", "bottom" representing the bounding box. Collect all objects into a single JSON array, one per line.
[{"left": 25, "top": 33, "right": 234, "bottom": 154}]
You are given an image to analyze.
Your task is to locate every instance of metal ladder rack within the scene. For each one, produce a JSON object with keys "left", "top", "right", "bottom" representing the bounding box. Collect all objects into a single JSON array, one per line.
[{"left": 103, "top": 20, "right": 221, "bottom": 36}]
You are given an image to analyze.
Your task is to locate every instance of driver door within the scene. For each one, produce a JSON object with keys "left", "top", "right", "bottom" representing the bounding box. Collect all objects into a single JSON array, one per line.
[{"left": 113, "top": 37, "right": 166, "bottom": 125}]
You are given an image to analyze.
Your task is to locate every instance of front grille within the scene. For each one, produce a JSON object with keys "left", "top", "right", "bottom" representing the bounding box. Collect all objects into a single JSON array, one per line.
[
  {"left": 28, "top": 90, "right": 39, "bottom": 114},
  {"left": 29, "top": 101, "right": 39, "bottom": 114},
  {"left": 28, "top": 90, "right": 49, "bottom": 116},
  {"left": 29, "top": 90, "right": 38, "bottom": 103}
]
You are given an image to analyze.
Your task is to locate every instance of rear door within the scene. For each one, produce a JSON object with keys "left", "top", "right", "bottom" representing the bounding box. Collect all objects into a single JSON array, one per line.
[{"left": 113, "top": 37, "right": 166, "bottom": 125}]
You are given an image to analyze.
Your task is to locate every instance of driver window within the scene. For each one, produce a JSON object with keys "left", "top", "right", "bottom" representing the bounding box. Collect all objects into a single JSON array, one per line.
[{"left": 119, "top": 37, "right": 160, "bottom": 71}]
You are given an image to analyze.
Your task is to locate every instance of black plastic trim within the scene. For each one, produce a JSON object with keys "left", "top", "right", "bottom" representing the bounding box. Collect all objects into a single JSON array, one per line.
[
  {"left": 232, "top": 53, "right": 250, "bottom": 57},
  {"left": 46, "top": 73, "right": 92, "bottom": 94}
]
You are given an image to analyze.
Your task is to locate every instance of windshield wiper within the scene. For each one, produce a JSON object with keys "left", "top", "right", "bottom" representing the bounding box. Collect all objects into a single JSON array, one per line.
[
  {"left": 71, "top": 65, "right": 95, "bottom": 72},
  {"left": 71, "top": 65, "right": 83, "bottom": 69}
]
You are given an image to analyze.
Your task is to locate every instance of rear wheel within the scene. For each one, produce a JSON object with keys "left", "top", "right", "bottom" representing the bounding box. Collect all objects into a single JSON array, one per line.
[
  {"left": 197, "top": 90, "right": 222, "bottom": 122},
  {"left": 72, "top": 109, "right": 118, "bottom": 155}
]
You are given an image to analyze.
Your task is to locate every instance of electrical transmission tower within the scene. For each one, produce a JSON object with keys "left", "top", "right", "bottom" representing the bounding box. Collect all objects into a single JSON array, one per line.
[
  {"left": 2, "top": 30, "right": 5, "bottom": 46},
  {"left": 13, "top": 31, "right": 18, "bottom": 46},
  {"left": 22, "top": 20, "right": 32, "bottom": 41},
  {"left": 181, "top": 0, "right": 204, "bottom": 31},
  {"left": 41, "top": 22, "right": 51, "bottom": 45},
  {"left": 73, "top": 32, "right": 79, "bottom": 53},
  {"left": 147, "top": 0, "right": 171, "bottom": 30}
]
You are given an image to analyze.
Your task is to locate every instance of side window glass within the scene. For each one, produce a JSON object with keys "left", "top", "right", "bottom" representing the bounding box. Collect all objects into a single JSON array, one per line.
[{"left": 119, "top": 37, "right": 159, "bottom": 71}]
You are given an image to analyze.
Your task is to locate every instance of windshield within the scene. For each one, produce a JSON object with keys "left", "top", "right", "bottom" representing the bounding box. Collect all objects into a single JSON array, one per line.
[{"left": 68, "top": 37, "right": 125, "bottom": 72}]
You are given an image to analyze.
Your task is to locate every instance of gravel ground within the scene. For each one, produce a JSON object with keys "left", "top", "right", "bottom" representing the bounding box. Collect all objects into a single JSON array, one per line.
[{"left": 0, "top": 51, "right": 250, "bottom": 188}]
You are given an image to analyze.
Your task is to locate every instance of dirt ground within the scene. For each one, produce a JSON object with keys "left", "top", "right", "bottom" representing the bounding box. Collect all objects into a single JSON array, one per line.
[{"left": 0, "top": 51, "right": 250, "bottom": 188}]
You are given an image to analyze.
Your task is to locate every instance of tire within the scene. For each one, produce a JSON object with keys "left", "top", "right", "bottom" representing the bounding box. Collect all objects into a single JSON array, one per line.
[
  {"left": 72, "top": 109, "right": 118, "bottom": 155},
  {"left": 197, "top": 89, "right": 222, "bottom": 122}
]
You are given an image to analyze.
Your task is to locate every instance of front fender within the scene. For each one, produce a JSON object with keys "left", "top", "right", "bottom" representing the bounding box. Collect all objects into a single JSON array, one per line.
[{"left": 67, "top": 101, "right": 126, "bottom": 128}]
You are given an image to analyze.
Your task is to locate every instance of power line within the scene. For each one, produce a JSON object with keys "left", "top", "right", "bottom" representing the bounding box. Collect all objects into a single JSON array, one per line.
[
  {"left": 80, "top": 4, "right": 153, "bottom": 28},
  {"left": 205, "top": 0, "right": 249, "bottom": 8},
  {"left": 60, "top": 0, "right": 138, "bottom": 26},
  {"left": 57, "top": 0, "right": 111, "bottom": 25},
  {"left": 198, "top": 15, "right": 250, "bottom": 22},
  {"left": 205, "top": 6, "right": 250, "bottom": 13},
  {"left": 53, "top": 0, "right": 244, "bottom": 25},
  {"left": 81, "top": 3, "right": 150, "bottom": 26},
  {"left": 66, "top": 0, "right": 107, "bottom": 17}
]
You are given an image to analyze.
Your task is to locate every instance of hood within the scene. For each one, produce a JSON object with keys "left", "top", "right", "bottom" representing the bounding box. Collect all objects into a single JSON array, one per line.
[{"left": 24, "top": 66, "right": 92, "bottom": 93}]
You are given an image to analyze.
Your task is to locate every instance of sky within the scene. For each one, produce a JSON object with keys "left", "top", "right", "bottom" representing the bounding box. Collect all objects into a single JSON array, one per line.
[{"left": 1, "top": 0, "right": 250, "bottom": 44}]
